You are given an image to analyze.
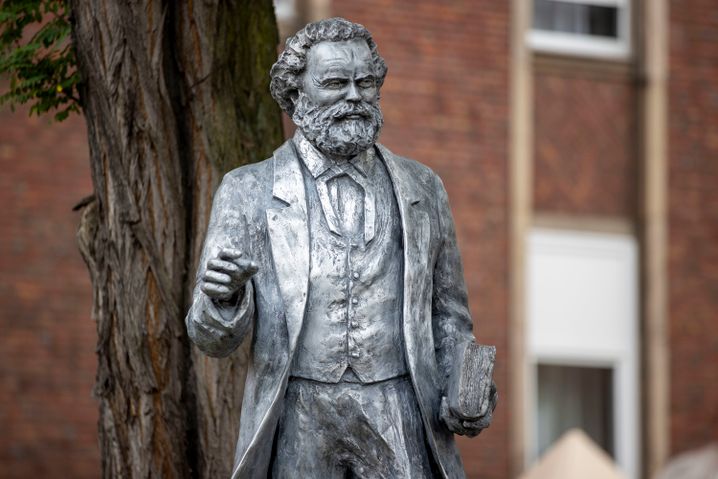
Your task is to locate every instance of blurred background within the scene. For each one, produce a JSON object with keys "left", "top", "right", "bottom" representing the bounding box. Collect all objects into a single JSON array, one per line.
[{"left": 1, "top": 0, "right": 716, "bottom": 478}]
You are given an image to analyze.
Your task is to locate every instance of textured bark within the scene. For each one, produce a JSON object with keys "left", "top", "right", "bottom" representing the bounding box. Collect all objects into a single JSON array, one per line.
[{"left": 69, "top": 1, "right": 283, "bottom": 477}]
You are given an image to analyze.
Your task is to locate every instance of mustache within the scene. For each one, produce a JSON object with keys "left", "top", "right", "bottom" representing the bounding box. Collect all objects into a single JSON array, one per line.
[{"left": 323, "top": 101, "right": 375, "bottom": 121}]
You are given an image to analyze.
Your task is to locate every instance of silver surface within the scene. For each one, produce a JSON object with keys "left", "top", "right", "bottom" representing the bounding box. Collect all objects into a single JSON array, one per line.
[
  {"left": 186, "top": 17, "right": 497, "bottom": 479},
  {"left": 272, "top": 376, "right": 433, "bottom": 478}
]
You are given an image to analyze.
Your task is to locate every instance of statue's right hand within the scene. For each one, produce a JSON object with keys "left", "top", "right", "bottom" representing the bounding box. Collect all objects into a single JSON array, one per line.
[{"left": 200, "top": 248, "right": 259, "bottom": 302}]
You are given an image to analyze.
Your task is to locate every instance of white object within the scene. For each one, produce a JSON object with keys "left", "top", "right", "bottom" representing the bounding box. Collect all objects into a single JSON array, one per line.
[
  {"left": 528, "top": 0, "right": 632, "bottom": 59},
  {"left": 526, "top": 228, "right": 640, "bottom": 478}
]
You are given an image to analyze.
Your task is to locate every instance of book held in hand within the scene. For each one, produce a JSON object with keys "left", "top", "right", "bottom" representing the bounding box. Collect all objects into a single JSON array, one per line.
[{"left": 447, "top": 342, "right": 496, "bottom": 420}]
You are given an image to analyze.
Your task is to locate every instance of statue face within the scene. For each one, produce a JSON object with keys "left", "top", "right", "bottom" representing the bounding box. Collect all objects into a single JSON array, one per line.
[
  {"left": 301, "top": 39, "right": 379, "bottom": 107},
  {"left": 292, "top": 39, "right": 384, "bottom": 159}
]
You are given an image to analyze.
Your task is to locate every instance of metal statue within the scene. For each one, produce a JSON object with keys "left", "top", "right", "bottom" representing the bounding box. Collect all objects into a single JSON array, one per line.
[{"left": 186, "top": 17, "right": 497, "bottom": 479}]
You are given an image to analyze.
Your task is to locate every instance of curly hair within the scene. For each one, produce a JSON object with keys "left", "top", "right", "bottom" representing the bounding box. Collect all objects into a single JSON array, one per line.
[{"left": 270, "top": 17, "right": 388, "bottom": 116}]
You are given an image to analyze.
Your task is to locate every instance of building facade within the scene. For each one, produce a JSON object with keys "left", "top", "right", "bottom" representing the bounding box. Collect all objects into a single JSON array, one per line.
[{"left": 1, "top": 1, "right": 717, "bottom": 478}]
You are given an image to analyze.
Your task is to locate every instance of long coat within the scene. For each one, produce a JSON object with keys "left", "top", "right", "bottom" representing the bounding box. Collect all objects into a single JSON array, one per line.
[{"left": 186, "top": 139, "right": 476, "bottom": 478}]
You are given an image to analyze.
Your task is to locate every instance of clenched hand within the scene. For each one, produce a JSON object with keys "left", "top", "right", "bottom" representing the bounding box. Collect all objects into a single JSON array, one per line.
[{"left": 200, "top": 248, "right": 259, "bottom": 302}]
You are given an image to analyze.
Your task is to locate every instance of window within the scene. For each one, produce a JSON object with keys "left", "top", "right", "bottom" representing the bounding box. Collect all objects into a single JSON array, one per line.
[
  {"left": 529, "top": 0, "right": 631, "bottom": 59},
  {"left": 526, "top": 229, "right": 639, "bottom": 478},
  {"left": 537, "top": 364, "right": 614, "bottom": 457}
]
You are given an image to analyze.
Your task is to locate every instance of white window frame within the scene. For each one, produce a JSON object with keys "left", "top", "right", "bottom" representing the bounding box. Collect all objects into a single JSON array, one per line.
[
  {"left": 528, "top": 0, "right": 632, "bottom": 59},
  {"left": 524, "top": 228, "right": 640, "bottom": 479},
  {"left": 273, "top": 0, "right": 297, "bottom": 23}
]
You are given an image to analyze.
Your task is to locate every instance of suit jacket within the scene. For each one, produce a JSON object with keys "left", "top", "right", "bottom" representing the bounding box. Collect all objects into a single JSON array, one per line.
[{"left": 186, "top": 139, "right": 476, "bottom": 478}]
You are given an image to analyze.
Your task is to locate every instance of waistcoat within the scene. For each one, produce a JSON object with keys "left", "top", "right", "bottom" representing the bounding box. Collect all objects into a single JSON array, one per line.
[{"left": 290, "top": 142, "right": 408, "bottom": 384}]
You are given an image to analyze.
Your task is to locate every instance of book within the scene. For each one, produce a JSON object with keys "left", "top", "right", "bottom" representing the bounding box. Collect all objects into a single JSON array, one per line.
[{"left": 447, "top": 342, "right": 496, "bottom": 420}]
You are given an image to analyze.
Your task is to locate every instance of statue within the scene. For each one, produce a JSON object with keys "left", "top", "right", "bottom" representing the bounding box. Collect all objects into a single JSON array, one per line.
[{"left": 186, "top": 17, "right": 497, "bottom": 478}]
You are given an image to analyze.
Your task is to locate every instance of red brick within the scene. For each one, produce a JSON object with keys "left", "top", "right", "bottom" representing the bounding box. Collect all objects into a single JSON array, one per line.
[
  {"left": 0, "top": 97, "right": 99, "bottom": 478},
  {"left": 533, "top": 65, "right": 638, "bottom": 218},
  {"left": 668, "top": 0, "right": 718, "bottom": 456}
]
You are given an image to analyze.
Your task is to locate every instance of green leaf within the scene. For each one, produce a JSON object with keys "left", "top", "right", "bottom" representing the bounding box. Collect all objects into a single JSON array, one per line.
[{"left": 0, "top": 0, "right": 80, "bottom": 122}]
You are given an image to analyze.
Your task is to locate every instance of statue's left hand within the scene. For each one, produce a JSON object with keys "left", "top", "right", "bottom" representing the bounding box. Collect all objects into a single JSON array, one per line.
[{"left": 440, "top": 382, "right": 498, "bottom": 437}]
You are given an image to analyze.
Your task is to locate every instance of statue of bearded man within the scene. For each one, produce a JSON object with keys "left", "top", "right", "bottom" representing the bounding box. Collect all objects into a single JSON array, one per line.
[{"left": 186, "top": 17, "right": 497, "bottom": 479}]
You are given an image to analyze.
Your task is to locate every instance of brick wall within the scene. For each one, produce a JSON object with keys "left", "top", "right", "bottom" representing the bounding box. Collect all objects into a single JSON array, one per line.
[
  {"left": 668, "top": 0, "right": 718, "bottom": 455},
  {"left": 0, "top": 102, "right": 98, "bottom": 477},
  {"left": 325, "top": 3, "right": 511, "bottom": 478},
  {"left": 533, "top": 61, "right": 638, "bottom": 218}
]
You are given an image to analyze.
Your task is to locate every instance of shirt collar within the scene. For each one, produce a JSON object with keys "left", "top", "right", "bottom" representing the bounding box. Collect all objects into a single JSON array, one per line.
[{"left": 293, "top": 129, "right": 376, "bottom": 179}]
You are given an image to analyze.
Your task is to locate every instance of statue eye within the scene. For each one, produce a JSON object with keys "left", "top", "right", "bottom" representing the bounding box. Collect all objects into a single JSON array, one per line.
[
  {"left": 323, "top": 78, "right": 347, "bottom": 89},
  {"left": 357, "top": 77, "right": 376, "bottom": 88}
]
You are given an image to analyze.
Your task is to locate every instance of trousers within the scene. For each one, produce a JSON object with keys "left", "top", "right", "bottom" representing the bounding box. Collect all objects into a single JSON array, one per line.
[{"left": 271, "top": 376, "right": 435, "bottom": 478}]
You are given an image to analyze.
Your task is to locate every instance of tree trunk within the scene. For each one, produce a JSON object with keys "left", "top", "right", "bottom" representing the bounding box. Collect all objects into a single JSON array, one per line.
[{"left": 69, "top": 1, "right": 283, "bottom": 477}]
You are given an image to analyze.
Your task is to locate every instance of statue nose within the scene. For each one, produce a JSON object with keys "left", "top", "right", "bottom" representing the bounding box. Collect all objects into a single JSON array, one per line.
[{"left": 346, "top": 82, "right": 361, "bottom": 102}]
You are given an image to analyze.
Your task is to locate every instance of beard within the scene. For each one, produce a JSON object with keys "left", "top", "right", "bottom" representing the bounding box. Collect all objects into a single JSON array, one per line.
[{"left": 292, "top": 92, "right": 384, "bottom": 159}]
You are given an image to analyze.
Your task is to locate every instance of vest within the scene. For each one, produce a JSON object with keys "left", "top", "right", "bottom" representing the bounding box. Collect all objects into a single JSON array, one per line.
[{"left": 290, "top": 148, "right": 408, "bottom": 383}]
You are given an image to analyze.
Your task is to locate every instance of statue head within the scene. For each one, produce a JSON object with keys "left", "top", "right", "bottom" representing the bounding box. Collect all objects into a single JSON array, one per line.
[{"left": 270, "top": 17, "right": 387, "bottom": 159}]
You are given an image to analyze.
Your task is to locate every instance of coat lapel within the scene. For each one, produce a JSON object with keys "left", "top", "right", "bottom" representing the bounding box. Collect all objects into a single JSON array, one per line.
[
  {"left": 266, "top": 141, "right": 310, "bottom": 354},
  {"left": 378, "top": 144, "right": 455, "bottom": 476},
  {"left": 377, "top": 143, "right": 431, "bottom": 342}
]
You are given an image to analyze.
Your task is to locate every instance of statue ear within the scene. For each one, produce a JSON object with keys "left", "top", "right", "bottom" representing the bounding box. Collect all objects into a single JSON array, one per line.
[{"left": 289, "top": 89, "right": 299, "bottom": 105}]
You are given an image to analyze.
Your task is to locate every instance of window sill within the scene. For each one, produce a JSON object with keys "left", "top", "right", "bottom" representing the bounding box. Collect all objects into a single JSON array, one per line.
[{"left": 528, "top": 30, "right": 632, "bottom": 61}]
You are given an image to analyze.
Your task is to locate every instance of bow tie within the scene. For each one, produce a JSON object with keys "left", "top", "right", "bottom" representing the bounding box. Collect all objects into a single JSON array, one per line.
[{"left": 316, "top": 161, "right": 376, "bottom": 244}]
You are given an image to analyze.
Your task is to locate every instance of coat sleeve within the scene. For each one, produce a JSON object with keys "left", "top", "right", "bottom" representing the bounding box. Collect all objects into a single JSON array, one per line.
[
  {"left": 431, "top": 174, "right": 476, "bottom": 392},
  {"left": 185, "top": 174, "right": 256, "bottom": 357}
]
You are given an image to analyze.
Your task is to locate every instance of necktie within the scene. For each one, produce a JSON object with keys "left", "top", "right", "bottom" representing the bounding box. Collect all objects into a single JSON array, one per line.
[{"left": 316, "top": 162, "right": 376, "bottom": 244}]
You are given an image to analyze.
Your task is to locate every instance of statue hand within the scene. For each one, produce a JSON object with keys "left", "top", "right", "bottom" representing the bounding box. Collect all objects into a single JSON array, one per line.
[
  {"left": 440, "top": 382, "right": 498, "bottom": 437},
  {"left": 200, "top": 248, "right": 259, "bottom": 302}
]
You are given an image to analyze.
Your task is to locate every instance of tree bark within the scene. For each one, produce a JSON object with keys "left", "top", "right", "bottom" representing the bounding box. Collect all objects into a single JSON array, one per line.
[{"left": 69, "top": 1, "right": 283, "bottom": 477}]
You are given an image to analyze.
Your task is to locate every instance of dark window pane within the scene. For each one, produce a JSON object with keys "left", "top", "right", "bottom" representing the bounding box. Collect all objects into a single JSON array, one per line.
[
  {"left": 533, "top": 0, "right": 619, "bottom": 38},
  {"left": 536, "top": 364, "right": 614, "bottom": 457}
]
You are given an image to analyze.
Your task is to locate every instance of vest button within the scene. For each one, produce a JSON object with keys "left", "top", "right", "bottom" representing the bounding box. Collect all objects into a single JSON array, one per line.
[
  {"left": 351, "top": 297, "right": 358, "bottom": 305},
  {"left": 352, "top": 271, "right": 360, "bottom": 279}
]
